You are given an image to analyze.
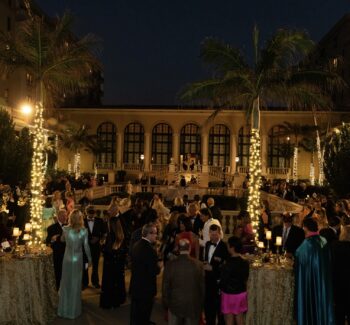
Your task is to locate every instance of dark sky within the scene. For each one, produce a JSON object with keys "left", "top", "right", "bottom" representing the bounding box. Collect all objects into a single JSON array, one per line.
[{"left": 35, "top": 0, "right": 350, "bottom": 106}]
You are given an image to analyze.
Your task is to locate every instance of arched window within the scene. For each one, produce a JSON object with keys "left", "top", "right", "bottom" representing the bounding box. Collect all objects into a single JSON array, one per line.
[
  {"left": 268, "top": 125, "right": 292, "bottom": 167},
  {"left": 97, "top": 122, "right": 116, "bottom": 164},
  {"left": 209, "top": 124, "right": 230, "bottom": 167},
  {"left": 180, "top": 123, "right": 201, "bottom": 160},
  {"left": 238, "top": 126, "right": 250, "bottom": 167},
  {"left": 152, "top": 123, "right": 172, "bottom": 164},
  {"left": 124, "top": 123, "right": 144, "bottom": 163}
]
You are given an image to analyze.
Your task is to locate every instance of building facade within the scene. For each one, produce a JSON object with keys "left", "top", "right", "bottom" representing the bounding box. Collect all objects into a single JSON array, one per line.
[{"left": 55, "top": 107, "right": 343, "bottom": 186}]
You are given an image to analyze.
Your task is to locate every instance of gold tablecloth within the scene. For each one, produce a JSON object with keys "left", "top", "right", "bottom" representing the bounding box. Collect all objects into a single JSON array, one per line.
[
  {"left": 0, "top": 250, "right": 58, "bottom": 325},
  {"left": 246, "top": 263, "right": 294, "bottom": 325}
]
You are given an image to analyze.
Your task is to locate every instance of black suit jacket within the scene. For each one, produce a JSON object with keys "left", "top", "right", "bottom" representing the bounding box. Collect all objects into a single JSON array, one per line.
[
  {"left": 204, "top": 240, "right": 228, "bottom": 283},
  {"left": 84, "top": 217, "right": 107, "bottom": 248},
  {"left": 272, "top": 224, "right": 305, "bottom": 254},
  {"left": 46, "top": 222, "right": 66, "bottom": 259},
  {"left": 130, "top": 238, "right": 160, "bottom": 299},
  {"left": 319, "top": 227, "right": 338, "bottom": 245}
]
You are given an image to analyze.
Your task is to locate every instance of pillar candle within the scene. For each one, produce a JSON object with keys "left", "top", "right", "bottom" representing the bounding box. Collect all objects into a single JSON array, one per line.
[
  {"left": 25, "top": 223, "right": 32, "bottom": 232},
  {"left": 275, "top": 236, "right": 282, "bottom": 246},
  {"left": 13, "top": 227, "right": 20, "bottom": 237},
  {"left": 266, "top": 231, "right": 272, "bottom": 240}
]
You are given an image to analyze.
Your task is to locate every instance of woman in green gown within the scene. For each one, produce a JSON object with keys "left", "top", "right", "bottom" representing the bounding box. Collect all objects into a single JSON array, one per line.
[{"left": 58, "top": 209, "right": 92, "bottom": 319}]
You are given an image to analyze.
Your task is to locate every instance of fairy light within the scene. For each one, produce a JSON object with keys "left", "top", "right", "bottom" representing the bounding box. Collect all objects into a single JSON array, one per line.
[
  {"left": 316, "top": 129, "right": 324, "bottom": 185},
  {"left": 74, "top": 152, "right": 81, "bottom": 179},
  {"left": 29, "top": 102, "right": 45, "bottom": 246},
  {"left": 310, "top": 162, "right": 315, "bottom": 185},
  {"left": 292, "top": 146, "right": 298, "bottom": 184},
  {"left": 247, "top": 128, "right": 262, "bottom": 243}
]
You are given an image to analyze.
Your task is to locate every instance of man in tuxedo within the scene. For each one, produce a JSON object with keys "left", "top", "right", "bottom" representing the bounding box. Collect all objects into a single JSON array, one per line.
[
  {"left": 207, "top": 197, "right": 223, "bottom": 223},
  {"left": 130, "top": 223, "right": 161, "bottom": 325},
  {"left": 204, "top": 224, "right": 228, "bottom": 325},
  {"left": 83, "top": 205, "right": 107, "bottom": 289},
  {"left": 46, "top": 209, "right": 67, "bottom": 290},
  {"left": 272, "top": 213, "right": 305, "bottom": 256}
]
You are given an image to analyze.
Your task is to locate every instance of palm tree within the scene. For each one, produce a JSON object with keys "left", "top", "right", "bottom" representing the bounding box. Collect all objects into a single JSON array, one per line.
[
  {"left": 0, "top": 5, "right": 100, "bottom": 245},
  {"left": 58, "top": 123, "right": 101, "bottom": 179},
  {"left": 180, "top": 26, "right": 342, "bottom": 239},
  {"left": 275, "top": 121, "right": 318, "bottom": 183},
  {"left": 299, "top": 125, "right": 328, "bottom": 185}
]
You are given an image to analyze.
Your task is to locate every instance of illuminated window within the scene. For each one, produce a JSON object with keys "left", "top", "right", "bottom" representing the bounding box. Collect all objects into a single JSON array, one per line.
[
  {"left": 209, "top": 124, "right": 230, "bottom": 167},
  {"left": 97, "top": 122, "right": 116, "bottom": 164},
  {"left": 238, "top": 126, "right": 250, "bottom": 167},
  {"left": 152, "top": 123, "right": 172, "bottom": 164},
  {"left": 124, "top": 122, "right": 144, "bottom": 163},
  {"left": 268, "top": 125, "right": 291, "bottom": 168},
  {"left": 180, "top": 123, "right": 201, "bottom": 159}
]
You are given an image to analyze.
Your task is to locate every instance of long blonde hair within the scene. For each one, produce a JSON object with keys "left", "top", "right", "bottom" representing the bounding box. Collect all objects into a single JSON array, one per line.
[
  {"left": 339, "top": 225, "right": 350, "bottom": 242},
  {"left": 69, "top": 209, "right": 84, "bottom": 231},
  {"left": 109, "top": 217, "right": 124, "bottom": 250}
]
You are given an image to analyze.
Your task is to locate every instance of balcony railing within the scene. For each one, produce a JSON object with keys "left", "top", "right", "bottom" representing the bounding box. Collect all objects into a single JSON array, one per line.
[
  {"left": 96, "top": 162, "right": 115, "bottom": 170},
  {"left": 237, "top": 166, "right": 249, "bottom": 174},
  {"left": 267, "top": 167, "right": 290, "bottom": 175},
  {"left": 124, "top": 163, "right": 142, "bottom": 171},
  {"left": 151, "top": 164, "right": 168, "bottom": 172}
]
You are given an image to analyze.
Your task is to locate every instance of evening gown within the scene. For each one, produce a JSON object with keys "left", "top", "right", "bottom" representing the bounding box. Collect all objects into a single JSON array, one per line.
[
  {"left": 58, "top": 227, "right": 92, "bottom": 319},
  {"left": 99, "top": 232, "right": 127, "bottom": 308}
]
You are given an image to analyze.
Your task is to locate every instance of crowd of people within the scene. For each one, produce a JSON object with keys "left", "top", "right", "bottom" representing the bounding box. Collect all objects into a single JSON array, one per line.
[{"left": 1, "top": 178, "right": 350, "bottom": 324}]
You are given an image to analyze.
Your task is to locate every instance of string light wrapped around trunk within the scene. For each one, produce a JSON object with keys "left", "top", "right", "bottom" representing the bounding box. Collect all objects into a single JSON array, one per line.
[
  {"left": 247, "top": 128, "right": 262, "bottom": 243},
  {"left": 292, "top": 146, "right": 298, "bottom": 184},
  {"left": 29, "top": 102, "right": 45, "bottom": 246}
]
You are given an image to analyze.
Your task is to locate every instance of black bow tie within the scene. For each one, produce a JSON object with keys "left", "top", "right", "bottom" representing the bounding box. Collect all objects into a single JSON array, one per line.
[
  {"left": 209, "top": 242, "right": 217, "bottom": 247},
  {"left": 87, "top": 218, "right": 94, "bottom": 222}
]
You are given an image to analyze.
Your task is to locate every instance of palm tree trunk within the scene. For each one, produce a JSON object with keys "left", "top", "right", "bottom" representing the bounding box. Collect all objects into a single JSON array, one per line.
[
  {"left": 292, "top": 146, "right": 298, "bottom": 183},
  {"left": 312, "top": 109, "right": 324, "bottom": 185},
  {"left": 74, "top": 150, "right": 81, "bottom": 179},
  {"left": 30, "top": 79, "right": 45, "bottom": 246},
  {"left": 247, "top": 97, "right": 262, "bottom": 242},
  {"left": 310, "top": 151, "right": 315, "bottom": 186}
]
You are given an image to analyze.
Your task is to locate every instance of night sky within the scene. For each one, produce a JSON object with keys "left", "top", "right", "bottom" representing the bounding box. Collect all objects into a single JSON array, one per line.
[{"left": 35, "top": 0, "right": 350, "bottom": 106}]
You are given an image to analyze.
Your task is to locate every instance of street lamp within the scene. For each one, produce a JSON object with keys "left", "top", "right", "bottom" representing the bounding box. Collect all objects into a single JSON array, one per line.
[
  {"left": 20, "top": 102, "right": 33, "bottom": 116},
  {"left": 235, "top": 157, "right": 240, "bottom": 173},
  {"left": 140, "top": 154, "right": 145, "bottom": 171}
]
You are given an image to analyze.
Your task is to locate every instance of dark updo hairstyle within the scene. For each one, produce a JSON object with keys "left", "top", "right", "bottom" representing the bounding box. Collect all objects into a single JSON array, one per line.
[
  {"left": 228, "top": 236, "right": 243, "bottom": 253},
  {"left": 302, "top": 217, "right": 318, "bottom": 232},
  {"left": 200, "top": 208, "right": 212, "bottom": 218},
  {"left": 177, "top": 214, "right": 193, "bottom": 232}
]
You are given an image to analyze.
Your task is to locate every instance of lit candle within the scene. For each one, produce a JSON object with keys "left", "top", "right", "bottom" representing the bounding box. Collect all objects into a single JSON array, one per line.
[
  {"left": 266, "top": 231, "right": 272, "bottom": 240},
  {"left": 23, "top": 234, "right": 30, "bottom": 241},
  {"left": 276, "top": 236, "right": 282, "bottom": 246},
  {"left": 13, "top": 227, "right": 20, "bottom": 237},
  {"left": 25, "top": 223, "right": 32, "bottom": 232},
  {"left": 258, "top": 241, "right": 265, "bottom": 248}
]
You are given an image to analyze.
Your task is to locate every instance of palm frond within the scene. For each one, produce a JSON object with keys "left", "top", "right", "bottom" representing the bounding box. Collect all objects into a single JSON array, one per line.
[
  {"left": 200, "top": 38, "right": 248, "bottom": 75},
  {"left": 258, "top": 29, "right": 314, "bottom": 73}
]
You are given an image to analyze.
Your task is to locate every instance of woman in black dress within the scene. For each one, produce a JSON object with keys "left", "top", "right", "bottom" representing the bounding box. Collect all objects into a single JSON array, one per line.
[
  {"left": 100, "top": 217, "right": 127, "bottom": 309},
  {"left": 332, "top": 225, "right": 350, "bottom": 324}
]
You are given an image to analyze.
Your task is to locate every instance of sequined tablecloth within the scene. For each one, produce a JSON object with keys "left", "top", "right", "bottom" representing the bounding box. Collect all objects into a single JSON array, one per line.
[
  {"left": 0, "top": 250, "right": 58, "bottom": 325},
  {"left": 246, "top": 263, "right": 295, "bottom": 325}
]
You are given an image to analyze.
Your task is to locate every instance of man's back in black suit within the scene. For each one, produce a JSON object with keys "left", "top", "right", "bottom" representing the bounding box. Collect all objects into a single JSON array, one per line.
[
  {"left": 130, "top": 224, "right": 160, "bottom": 325},
  {"left": 46, "top": 222, "right": 66, "bottom": 290},
  {"left": 272, "top": 224, "right": 305, "bottom": 255}
]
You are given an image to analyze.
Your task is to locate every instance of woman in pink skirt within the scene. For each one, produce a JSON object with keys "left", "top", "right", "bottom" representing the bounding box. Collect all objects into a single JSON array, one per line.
[{"left": 220, "top": 236, "right": 249, "bottom": 325}]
